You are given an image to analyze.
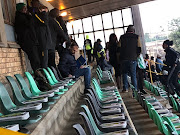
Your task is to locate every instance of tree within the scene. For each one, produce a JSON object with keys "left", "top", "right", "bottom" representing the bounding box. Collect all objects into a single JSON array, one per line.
[{"left": 168, "top": 18, "right": 180, "bottom": 52}]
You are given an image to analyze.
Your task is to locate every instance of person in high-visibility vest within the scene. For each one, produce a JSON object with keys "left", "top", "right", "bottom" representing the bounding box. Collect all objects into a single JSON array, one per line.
[
  {"left": 84, "top": 35, "right": 92, "bottom": 63},
  {"left": 97, "top": 39, "right": 113, "bottom": 73}
]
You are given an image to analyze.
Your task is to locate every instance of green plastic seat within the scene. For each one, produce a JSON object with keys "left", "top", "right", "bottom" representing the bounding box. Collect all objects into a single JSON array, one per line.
[
  {"left": 169, "top": 95, "right": 178, "bottom": 111},
  {"left": 46, "top": 67, "right": 68, "bottom": 91},
  {"left": 25, "top": 72, "right": 60, "bottom": 101},
  {"left": 6, "top": 76, "right": 50, "bottom": 113},
  {"left": 151, "top": 109, "right": 174, "bottom": 135},
  {"left": 0, "top": 82, "right": 42, "bottom": 124}
]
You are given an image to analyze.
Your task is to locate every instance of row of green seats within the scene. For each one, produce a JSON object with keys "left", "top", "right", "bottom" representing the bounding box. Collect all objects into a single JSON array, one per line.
[
  {"left": 145, "top": 99, "right": 180, "bottom": 135},
  {"left": 73, "top": 77, "right": 130, "bottom": 135},
  {"left": 144, "top": 80, "right": 168, "bottom": 99},
  {"left": 0, "top": 67, "right": 76, "bottom": 133},
  {"left": 129, "top": 79, "right": 180, "bottom": 134},
  {"left": 96, "top": 66, "right": 113, "bottom": 84}
]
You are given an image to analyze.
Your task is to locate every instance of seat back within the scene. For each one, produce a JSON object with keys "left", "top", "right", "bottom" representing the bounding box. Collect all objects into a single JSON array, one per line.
[
  {"left": 14, "top": 74, "right": 33, "bottom": 99},
  {"left": 42, "top": 69, "right": 55, "bottom": 85},
  {"left": 6, "top": 76, "right": 26, "bottom": 105},
  {"left": 73, "top": 124, "right": 87, "bottom": 135},
  {"left": 169, "top": 95, "right": 178, "bottom": 111},
  {"left": 79, "top": 112, "right": 99, "bottom": 135},
  {"left": 25, "top": 72, "right": 42, "bottom": 95},
  {"left": 47, "top": 67, "right": 59, "bottom": 83},
  {"left": 0, "top": 82, "right": 16, "bottom": 114},
  {"left": 81, "top": 104, "right": 101, "bottom": 126},
  {"left": 51, "top": 66, "right": 63, "bottom": 80}
]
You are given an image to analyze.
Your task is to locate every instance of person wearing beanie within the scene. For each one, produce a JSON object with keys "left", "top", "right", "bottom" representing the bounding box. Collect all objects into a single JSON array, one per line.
[{"left": 14, "top": 3, "right": 41, "bottom": 72}]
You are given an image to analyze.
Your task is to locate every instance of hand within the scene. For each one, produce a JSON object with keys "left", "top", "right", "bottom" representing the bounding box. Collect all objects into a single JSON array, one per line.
[
  {"left": 80, "top": 65, "right": 84, "bottom": 69},
  {"left": 68, "top": 74, "right": 72, "bottom": 77}
]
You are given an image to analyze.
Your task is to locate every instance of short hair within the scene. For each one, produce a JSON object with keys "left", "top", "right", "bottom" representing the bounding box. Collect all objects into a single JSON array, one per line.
[
  {"left": 49, "top": 8, "right": 59, "bottom": 18},
  {"left": 70, "top": 42, "right": 79, "bottom": 48},
  {"left": 127, "top": 25, "right": 135, "bottom": 33}
]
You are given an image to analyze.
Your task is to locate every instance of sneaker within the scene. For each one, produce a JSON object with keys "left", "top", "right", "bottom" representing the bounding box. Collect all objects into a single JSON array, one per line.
[{"left": 122, "top": 89, "right": 128, "bottom": 93}]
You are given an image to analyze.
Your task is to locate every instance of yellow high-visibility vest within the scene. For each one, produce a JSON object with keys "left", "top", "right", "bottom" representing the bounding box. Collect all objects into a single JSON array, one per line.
[
  {"left": 97, "top": 49, "right": 105, "bottom": 58},
  {"left": 86, "top": 44, "right": 91, "bottom": 50}
]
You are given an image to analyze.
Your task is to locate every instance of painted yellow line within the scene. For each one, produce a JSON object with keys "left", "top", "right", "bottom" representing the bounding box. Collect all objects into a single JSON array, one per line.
[{"left": 0, "top": 128, "right": 27, "bottom": 135}]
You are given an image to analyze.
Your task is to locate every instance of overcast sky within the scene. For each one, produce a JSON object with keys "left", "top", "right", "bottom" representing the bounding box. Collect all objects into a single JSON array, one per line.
[{"left": 139, "top": 0, "right": 180, "bottom": 34}]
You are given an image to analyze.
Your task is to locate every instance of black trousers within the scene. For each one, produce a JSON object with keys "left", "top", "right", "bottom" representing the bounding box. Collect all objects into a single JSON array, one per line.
[
  {"left": 38, "top": 48, "right": 48, "bottom": 69},
  {"left": 137, "top": 68, "right": 144, "bottom": 92},
  {"left": 23, "top": 46, "right": 41, "bottom": 72},
  {"left": 86, "top": 50, "right": 91, "bottom": 62},
  {"left": 48, "top": 49, "right": 56, "bottom": 68}
]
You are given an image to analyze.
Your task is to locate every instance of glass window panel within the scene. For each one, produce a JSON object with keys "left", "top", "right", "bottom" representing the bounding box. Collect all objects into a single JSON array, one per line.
[
  {"left": 94, "top": 31, "right": 105, "bottom": 48},
  {"left": 102, "top": 13, "right": 113, "bottom": 29},
  {"left": 73, "top": 19, "right": 83, "bottom": 34},
  {"left": 122, "top": 8, "right": 133, "bottom": 26},
  {"left": 112, "top": 10, "right": 123, "bottom": 28},
  {"left": 82, "top": 17, "right": 93, "bottom": 32},
  {"left": 67, "top": 22, "right": 73, "bottom": 34},
  {"left": 74, "top": 34, "right": 84, "bottom": 49},
  {"left": 92, "top": 15, "right": 103, "bottom": 31},
  {"left": 85, "top": 33, "right": 94, "bottom": 46},
  {"left": 114, "top": 28, "right": 124, "bottom": 40},
  {"left": 124, "top": 27, "right": 128, "bottom": 33},
  {"left": 104, "top": 29, "right": 114, "bottom": 43}
]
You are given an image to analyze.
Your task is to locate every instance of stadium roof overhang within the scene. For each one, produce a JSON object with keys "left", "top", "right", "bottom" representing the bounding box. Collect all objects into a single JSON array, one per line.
[{"left": 48, "top": 0, "right": 155, "bottom": 20}]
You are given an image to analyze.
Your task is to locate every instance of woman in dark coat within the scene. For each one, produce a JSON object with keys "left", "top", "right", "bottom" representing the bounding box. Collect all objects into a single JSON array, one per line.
[
  {"left": 162, "top": 40, "right": 180, "bottom": 95},
  {"left": 109, "top": 33, "right": 121, "bottom": 89},
  {"left": 14, "top": 3, "right": 40, "bottom": 72}
]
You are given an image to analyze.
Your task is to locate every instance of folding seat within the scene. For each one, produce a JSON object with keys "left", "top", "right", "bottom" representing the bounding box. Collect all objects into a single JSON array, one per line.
[
  {"left": 73, "top": 124, "right": 87, "bottom": 135},
  {"left": 81, "top": 105, "right": 128, "bottom": 132},
  {"left": 151, "top": 109, "right": 177, "bottom": 135},
  {"left": 0, "top": 112, "right": 29, "bottom": 126},
  {"left": 86, "top": 92, "right": 122, "bottom": 115},
  {"left": 2, "top": 124, "right": 20, "bottom": 132},
  {"left": 25, "top": 72, "right": 60, "bottom": 100},
  {"left": 79, "top": 112, "right": 129, "bottom": 135},
  {"left": 6, "top": 76, "right": 50, "bottom": 113},
  {"left": 84, "top": 96, "right": 125, "bottom": 123},
  {"left": 46, "top": 67, "right": 69, "bottom": 90},
  {"left": 0, "top": 82, "right": 42, "bottom": 124}
]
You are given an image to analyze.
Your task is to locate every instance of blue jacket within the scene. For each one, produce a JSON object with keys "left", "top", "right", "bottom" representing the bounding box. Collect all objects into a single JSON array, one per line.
[{"left": 58, "top": 50, "right": 78, "bottom": 77}]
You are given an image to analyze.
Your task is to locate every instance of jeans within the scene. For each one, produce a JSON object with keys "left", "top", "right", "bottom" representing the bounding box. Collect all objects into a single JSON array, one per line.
[
  {"left": 74, "top": 67, "right": 91, "bottom": 89},
  {"left": 122, "top": 60, "right": 137, "bottom": 90}
]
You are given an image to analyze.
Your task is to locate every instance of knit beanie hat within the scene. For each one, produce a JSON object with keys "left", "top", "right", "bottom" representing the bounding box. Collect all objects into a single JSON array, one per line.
[{"left": 16, "top": 3, "right": 26, "bottom": 12}]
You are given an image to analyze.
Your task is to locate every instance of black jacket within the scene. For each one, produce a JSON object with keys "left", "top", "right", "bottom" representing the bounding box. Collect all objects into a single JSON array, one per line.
[
  {"left": 164, "top": 47, "right": 179, "bottom": 70},
  {"left": 14, "top": 11, "right": 38, "bottom": 51},
  {"left": 120, "top": 33, "right": 141, "bottom": 61},
  {"left": 109, "top": 42, "right": 118, "bottom": 67},
  {"left": 48, "top": 17, "right": 68, "bottom": 50},
  {"left": 33, "top": 12, "right": 52, "bottom": 51},
  {"left": 58, "top": 50, "right": 78, "bottom": 77}
]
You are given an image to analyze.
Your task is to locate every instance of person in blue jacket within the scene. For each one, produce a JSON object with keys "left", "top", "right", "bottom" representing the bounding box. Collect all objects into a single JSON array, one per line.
[{"left": 58, "top": 42, "right": 91, "bottom": 92}]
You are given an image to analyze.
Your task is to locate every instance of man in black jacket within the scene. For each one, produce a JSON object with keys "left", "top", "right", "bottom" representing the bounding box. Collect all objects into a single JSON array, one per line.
[
  {"left": 119, "top": 25, "right": 141, "bottom": 92},
  {"left": 33, "top": 5, "right": 52, "bottom": 68},
  {"left": 48, "top": 8, "right": 68, "bottom": 68},
  {"left": 58, "top": 43, "right": 91, "bottom": 91},
  {"left": 15, "top": 3, "right": 40, "bottom": 72}
]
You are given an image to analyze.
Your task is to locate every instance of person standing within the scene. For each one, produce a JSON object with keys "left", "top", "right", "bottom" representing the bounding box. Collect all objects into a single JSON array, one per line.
[
  {"left": 109, "top": 33, "right": 121, "bottom": 89},
  {"left": 14, "top": 3, "right": 40, "bottom": 72},
  {"left": 156, "top": 54, "right": 163, "bottom": 73},
  {"left": 48, "top": 8, "right": 68, "bottom": 68},
  {"left": 119, "top": 25, "right": 141, "bottom": 92},
  {"left": 33, "top": 5, "right": 52, "bottom": 68},
  {"left": 84, "top": 35, "right": 92, "bottom": 63}
]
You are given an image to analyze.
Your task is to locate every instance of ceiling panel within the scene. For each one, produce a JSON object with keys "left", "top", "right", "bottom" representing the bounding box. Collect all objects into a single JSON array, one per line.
[{"left": 48, "top": 0, "right": 155, "bottom": 21}]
